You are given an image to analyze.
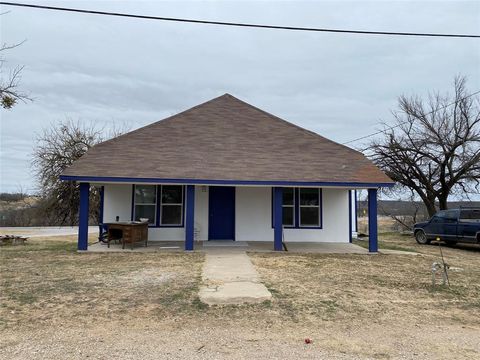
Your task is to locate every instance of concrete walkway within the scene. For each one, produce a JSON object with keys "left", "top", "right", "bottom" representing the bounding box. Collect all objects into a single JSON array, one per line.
[{"left": 199, "top": 249, "right": 272, "bottom": 305}]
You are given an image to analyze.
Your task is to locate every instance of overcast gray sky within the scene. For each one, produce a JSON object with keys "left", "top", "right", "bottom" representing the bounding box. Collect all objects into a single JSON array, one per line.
[{"left": 1, "top": 0, "right": 479, "bottom": 194}]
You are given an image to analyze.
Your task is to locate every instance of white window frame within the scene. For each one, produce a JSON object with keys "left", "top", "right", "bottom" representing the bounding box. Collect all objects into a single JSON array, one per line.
[
  {"left": 133, "top": 185, "right": 157, "bottom": 225},
  {"left": 160, "top": 185, "right": 184, "bottom": 226},
  {"left": 299, "top": 188, "right": 321, "bottom": 227}
]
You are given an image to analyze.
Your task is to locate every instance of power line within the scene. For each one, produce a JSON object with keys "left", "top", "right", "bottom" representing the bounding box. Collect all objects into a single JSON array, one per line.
[
  {"left": 1, "top": 2, "right": 480, "bottom": 38},
  {"left": 3, "top": 1, "right": 479, "bottom": 144},
  {"left": 342, "top": 90, "right": 480, "bottom": 145}
]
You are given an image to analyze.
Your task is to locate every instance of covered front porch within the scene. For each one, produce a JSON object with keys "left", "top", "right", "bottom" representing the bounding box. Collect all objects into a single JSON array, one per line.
[{"left": 76, "top": 182, "right": 380, "bottom": 253}]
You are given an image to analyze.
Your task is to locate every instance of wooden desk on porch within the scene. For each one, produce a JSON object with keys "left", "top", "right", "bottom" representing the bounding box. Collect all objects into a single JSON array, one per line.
[{"left": 105, "top": 222, "right": 148, "bottom": 250}]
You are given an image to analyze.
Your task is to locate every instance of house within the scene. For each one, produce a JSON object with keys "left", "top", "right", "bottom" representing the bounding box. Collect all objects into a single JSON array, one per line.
[{"left": 60, "top": 94, "right": 393, "bottom": 252}]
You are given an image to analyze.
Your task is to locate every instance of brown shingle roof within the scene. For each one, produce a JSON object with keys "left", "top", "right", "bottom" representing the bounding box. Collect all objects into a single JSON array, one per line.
[{"left": 62, "top": 94, "right": 393, "bottom": 186}]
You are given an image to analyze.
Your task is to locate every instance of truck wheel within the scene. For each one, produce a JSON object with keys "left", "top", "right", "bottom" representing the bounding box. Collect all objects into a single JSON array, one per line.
[{"left": 415, "top": 231, "right": 430, "bottom": 245}]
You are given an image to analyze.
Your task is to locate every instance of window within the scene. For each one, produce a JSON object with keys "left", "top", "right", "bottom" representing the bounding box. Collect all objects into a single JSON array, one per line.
[
  {"left": 272, "top": 187, "right": 322, "bottom": 228},
  {"left": 282, "top": 188, "right": 295, "bottom": 227},
  {"left": 436, "top": 211, "right": 446, "bottom": 218},
  {"left": 299, "top": 188, "right": 321, "bottom": 227},
  {"left": 460, "top": 209, "right": 480, "bottom": 222},
  {"left": 432, "top": 210, "right": 458, "bottom": 224},
  {"left": 134, "top": 185, "right": 157, "bottom": 225},
  {"left": 132, "top": 185, "right": 185, "bottom": 227},
  {"left": 430, "top": 216, "right": 442, "bottom": 223},
  {"left": 160, "top": 185, "right": 183, "bottom": 225},
  {"left": 444, "top": 210, "right": 458, "bottom": 223}
]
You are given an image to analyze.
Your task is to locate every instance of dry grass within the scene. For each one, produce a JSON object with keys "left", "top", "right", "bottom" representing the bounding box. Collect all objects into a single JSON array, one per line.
[
  {"left": 248, "top": 235, "right": 480, "bottom": 358},
  {"left": 0, "top": 235, "right": 205, "bottom": 329},
  {"left": 251, "top": 240, "right": 480, "bottom": 324},
  {"left": 1, "top": 234, "right": 480, "bottom": 359}
]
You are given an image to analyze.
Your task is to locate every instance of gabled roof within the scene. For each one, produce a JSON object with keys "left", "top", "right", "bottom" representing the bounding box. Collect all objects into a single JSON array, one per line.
[{"left": 61, "top": 94, "right": 393, "bottom": 186}]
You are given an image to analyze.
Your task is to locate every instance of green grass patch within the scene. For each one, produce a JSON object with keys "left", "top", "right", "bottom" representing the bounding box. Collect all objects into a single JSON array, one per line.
[
  {"left": 378, "top": 243, "right": 418, "bottom": 253},
  {"left": 0, "top": 240, "right": 77, "bottom": 253},
  {"left": 353, "top": 239, "right": 417, "bottom": 253}
]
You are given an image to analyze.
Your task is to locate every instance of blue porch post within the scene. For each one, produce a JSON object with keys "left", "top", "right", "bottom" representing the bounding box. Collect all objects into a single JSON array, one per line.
[
  {"left": 368, "top": 188, "right": 378, "bottom": 253},
  {"left": 354, "top": 189, "right": 358, "bottom": 233},
  {"left": 185, "top": 185, "right": 195, "bottom": 251},
  {"left": 78, "top": 182, "right": 90, "bottom": 251},
  {"left": 99, "top": 185, "right": 104, "bottom": 224},
  {"left": 349, "top": 190, "right": 353, "bottom": 243},
  {"left": 273, "top": 187, "right": 283, "bottom": 251}
]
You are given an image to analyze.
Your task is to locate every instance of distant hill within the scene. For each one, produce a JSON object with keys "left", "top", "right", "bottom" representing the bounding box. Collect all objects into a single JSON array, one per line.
[
  {"left": 357, "top": 200, "right": 480, "bottom": 218},
  {"left": 0, "top": 192, "right": 29, "bottom": 202},
  {"left": 0, "top": 195, "right": 41, "bottom": 226}
]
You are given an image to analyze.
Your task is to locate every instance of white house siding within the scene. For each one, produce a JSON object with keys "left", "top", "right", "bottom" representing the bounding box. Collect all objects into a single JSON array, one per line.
[
  {"left": 194, "top": 185, "right": 209, "bottom": 241},
  {"left": 101, "top": 184, "right": 350, "bottom": 243},
  {"left": 350, "top": 190, "right": 358, "bottom": 237},
  {"left": 236, "top": 187, "right": 350, "bottom": 243},
  {"left": 235, "top": 187, "right": 274, "bottom": 241},
  {"left": 103, "top": 184, "right": 132, "bottom": 223}
]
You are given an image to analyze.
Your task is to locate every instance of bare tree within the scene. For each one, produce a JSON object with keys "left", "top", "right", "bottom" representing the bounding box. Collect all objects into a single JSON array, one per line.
[
  {"left": 368, "top": 76, "right": 480, "bottom": 217},
  {"left": 32, "top": 120, "right": 126, "bottom": 225},
  {"left": 0, "top": 40, "right": 31, "bottom": 109}
]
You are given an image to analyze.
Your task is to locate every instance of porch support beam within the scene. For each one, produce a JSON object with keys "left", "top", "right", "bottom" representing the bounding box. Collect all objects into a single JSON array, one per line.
[
  {"left": 354, "top": 189, "right": 358, "bottom": 233},
  {"left": 99, "top": 185, "right": 104, "bottom": 224},
  {"left": 368, "top": 188, "right": 378, "bottom": 253},
  {"left": 185, "top": 185, "right": 195, "bottom": 251},
  {"left": 78, "top": 182, "right": 90, "bottom": 251},
  {"left": 273, "top": 187, "right": 283, "bottom": 251},
  {"left": 349, "top": 190, "right": 353, "bottom": 243}
]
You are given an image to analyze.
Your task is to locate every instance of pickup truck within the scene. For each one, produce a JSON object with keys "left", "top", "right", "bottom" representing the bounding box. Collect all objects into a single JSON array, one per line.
[{"left": 413, "top": 208, "right": 480, "bottom": 245}]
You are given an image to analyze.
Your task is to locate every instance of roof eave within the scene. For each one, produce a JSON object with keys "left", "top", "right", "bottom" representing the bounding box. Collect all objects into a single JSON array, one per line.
[{"left": 59, "top": 175, "right": 395, "bottom": 188}]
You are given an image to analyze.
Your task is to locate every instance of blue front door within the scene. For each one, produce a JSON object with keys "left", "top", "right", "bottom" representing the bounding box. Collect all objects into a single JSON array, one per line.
[{"left": 208, "top": 186, "right": 235, "bottom": 240}]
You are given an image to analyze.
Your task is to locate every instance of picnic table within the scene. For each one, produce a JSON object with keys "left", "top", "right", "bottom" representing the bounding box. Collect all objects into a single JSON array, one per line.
[{"left": 0, "top": 235, "right": 28, "bottom": 246}]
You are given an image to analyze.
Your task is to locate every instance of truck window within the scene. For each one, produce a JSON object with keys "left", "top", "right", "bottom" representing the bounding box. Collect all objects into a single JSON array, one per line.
[
  {"left": 444, "top": 210, "right": 458, "bottom": 223},
  {"left": 431, "top": 210, "right": 457, "bottom": 223},
  {"left": 459, "top": 209, "right": 480, "bottom": 223},
  {"left": 430, "top": 216, "right": 442, "bottom": 223}
]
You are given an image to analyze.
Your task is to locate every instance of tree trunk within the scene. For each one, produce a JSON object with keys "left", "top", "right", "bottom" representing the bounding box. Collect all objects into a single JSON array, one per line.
[
  {"left": 438, "top": 195, "right": 448, "bottom": 210},
  {"left": 425, "top": 196, "right": 437, "bottom": 217}
]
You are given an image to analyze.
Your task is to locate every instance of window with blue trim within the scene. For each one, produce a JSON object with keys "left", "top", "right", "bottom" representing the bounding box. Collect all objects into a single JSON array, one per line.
[
  {"left": 299, "top": 188, "right": 321, "bottom": 227},
  {"left": 132, "top": 185, "right": 184, "bottom": 227},
  {"left": 282, "top": 188, "right": 295, "bottom": 227},
  {"left": 273, "top": 188, "right": 322, "bottom": 228},
  {"left": 160, "top": 185, "right": 184, "bottom": 225},
  {"left": 133, "top": 185, "right": 157, "bottom": 225}
]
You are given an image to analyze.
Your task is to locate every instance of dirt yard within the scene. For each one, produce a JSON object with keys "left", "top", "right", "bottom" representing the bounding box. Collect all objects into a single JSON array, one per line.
[{"left": 1, "top": 234, "right": 479, "bottom": 359}]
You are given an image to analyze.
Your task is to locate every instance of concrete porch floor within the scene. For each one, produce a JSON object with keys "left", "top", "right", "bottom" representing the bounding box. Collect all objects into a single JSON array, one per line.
[{"left": 85, "top": 241, "right": 369, "bottom": 254}]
